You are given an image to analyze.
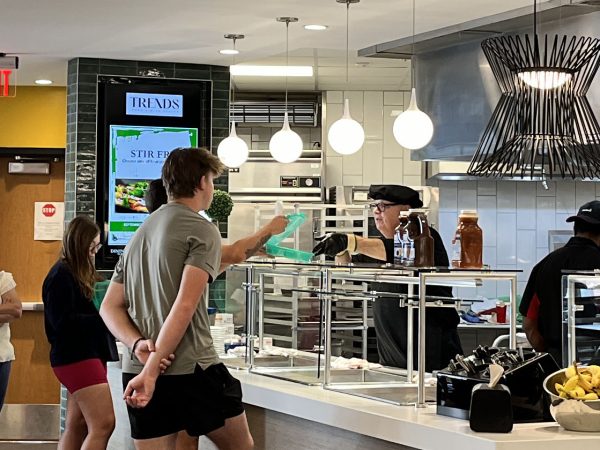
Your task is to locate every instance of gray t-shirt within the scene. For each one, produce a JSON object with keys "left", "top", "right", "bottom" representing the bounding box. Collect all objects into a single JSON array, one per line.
[{"left": 112, "top": 202, "right": 222, "bottom": 375}]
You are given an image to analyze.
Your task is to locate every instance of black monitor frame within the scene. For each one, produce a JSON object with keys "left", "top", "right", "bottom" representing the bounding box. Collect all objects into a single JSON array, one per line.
[{"left": 95, "top": 75, "right": 212, "bottom": 270}]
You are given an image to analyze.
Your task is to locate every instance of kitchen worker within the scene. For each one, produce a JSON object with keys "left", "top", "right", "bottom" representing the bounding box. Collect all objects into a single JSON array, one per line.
[
  {"left": 313, "top": 184, "right": 462, "bottom": 372},
  {"left": 520, "top": 200, "right": 600, "bottom": 366}
]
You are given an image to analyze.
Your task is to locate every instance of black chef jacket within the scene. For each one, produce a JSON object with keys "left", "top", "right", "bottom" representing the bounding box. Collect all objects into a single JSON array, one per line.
[
  {"left": 353, "top": 227, "right": 462, "bottom": 372},
  {"left": 519, "top": 236, "right": 600, "bottom": 365}
]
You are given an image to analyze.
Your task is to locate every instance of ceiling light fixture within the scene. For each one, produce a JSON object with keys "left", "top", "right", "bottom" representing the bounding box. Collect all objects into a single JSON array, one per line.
[
  {"left": 304, "top": 24, "right": 328, "bottom": 31},
  {"left": 34, "top": 79, "right": 53, "bottom": 85},
  {"left": 269, "top": 17, "right": 304, "bottom": 164},
  {"left": 229, "top": 65, "right": 313, "bottom": 77},
  {"left": 217, "top": 34, "right": 249, "bottom": 168},
  {"left": 468, "top": 0, "right": 600, "bottom": 179},
  {"left": 392, "top": 0, "right": 434, "bottom": 151},
  {"left": 327, "top": 0, "right": 365, "bottom": 156},
  {"left": 218, "top": 33, "right": 242, "bottom": 56}
]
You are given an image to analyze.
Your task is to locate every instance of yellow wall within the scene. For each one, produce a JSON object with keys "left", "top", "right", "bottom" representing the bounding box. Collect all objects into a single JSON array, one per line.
[{"left": 0, "top": 86, "right": 66, "bottom": 148}]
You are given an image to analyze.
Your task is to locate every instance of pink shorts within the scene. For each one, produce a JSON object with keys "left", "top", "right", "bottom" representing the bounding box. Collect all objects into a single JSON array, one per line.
[{"left": 52, "top": 358, "right": 108, "bottom": 394}]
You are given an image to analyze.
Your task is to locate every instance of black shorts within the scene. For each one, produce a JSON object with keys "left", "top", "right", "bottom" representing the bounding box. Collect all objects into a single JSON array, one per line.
[{"left": 122, "top": 363, "right": 244, "bottom": 440}]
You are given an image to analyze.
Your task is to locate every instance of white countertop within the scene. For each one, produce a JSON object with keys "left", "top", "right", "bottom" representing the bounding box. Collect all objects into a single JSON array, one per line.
[{"left": 234, "top": 369, "right": 600, "bottom": 450}]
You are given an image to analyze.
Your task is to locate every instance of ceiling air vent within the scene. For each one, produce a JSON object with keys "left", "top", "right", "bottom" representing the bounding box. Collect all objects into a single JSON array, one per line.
[{"left": 231, "top": 101, "right": 319, "bottom": 126}]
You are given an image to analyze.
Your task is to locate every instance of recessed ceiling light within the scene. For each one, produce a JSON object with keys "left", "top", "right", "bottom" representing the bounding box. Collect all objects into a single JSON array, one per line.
[
  {"left": 219, "top": 49, "right": 240, "bottom": 55},
  {"left": 230, "top": 65, "right": 313, "bottom": 77},
  {"left": 304, "top": 24, "right": 328, "bottom": 31},
  {"left": 35, "top": 79, "right": 53, "bottom": 85}
]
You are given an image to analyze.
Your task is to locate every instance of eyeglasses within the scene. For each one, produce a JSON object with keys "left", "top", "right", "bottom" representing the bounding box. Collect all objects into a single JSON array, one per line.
[
  {"left": 369, "top": 202, "right": 400, "bottom": 212},
  {"left": 90, "top": 243, "right": 102, "bottom": 253}
]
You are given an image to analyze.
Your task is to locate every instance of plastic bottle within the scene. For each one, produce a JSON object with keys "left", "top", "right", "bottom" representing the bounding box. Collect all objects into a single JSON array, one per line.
[
  {"left": 451, "top": 217, "right": 462, "bottom": 269},
  {"left": 275, "top": 200, "right": 284, "bottom": 216},
  {"left": 457, "top": 210, "right": 483, "bottom": 269},
  {"left": 407, "top": 209, "right": 434, "bottom": 267},
  {"left": 394, "top": 211, "right": 408, "bottom": 264},
  {"left": 394, "top": 211, "right": 410, "bottom": 265}
]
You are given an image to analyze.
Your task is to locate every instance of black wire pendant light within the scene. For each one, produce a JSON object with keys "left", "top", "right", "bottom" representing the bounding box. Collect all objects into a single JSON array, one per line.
[{"left": 467, "top": 1, "right": 600, "bottom": 179}]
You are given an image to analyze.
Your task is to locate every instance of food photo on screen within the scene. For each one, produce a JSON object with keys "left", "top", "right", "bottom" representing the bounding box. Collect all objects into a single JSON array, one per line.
[{"left": 114, "top": 179, "right": 149, "bottom": 213}]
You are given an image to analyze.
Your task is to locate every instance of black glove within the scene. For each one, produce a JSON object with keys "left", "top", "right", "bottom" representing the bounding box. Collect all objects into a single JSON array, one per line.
[{"left": 312, "top": 233, "right": 349, "bottom": 257}]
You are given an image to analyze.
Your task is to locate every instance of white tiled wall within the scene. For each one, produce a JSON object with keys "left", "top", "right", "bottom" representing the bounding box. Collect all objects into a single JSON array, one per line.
[
  {"left": 438, "top": 180, "right": 600, "bottom": 297},
  {"left": 324, "top": 90, "right": 423, "bottom": 188}
]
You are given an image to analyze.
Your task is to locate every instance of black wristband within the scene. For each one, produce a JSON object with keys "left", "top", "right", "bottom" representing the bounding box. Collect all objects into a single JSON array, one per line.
[{"left": 131, "top": 337, "right": 145, "bottom": 360}]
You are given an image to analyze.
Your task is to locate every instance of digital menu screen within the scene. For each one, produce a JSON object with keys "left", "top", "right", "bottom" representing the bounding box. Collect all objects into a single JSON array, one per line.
[
  {"left": 107, "top": 125, "right": 198, "bottom": 245},
  {"left": 95, "top": 76, "right": 212, "bottom": 269}
]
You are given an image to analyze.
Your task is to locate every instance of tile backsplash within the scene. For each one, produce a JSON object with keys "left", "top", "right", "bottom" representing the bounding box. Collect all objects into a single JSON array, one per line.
[{"left": 437, "top": 180, "right": 600, "bottom": 299}]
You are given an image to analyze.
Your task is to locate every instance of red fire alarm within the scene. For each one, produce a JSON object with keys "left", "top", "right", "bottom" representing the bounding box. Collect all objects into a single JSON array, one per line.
[{"left": 0, "top": 55, "right": 18, "bottom": 97}]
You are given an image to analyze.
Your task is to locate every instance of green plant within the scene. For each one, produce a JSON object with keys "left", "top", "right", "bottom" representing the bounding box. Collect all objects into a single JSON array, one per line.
[{"left": 207, "top": 189, "right": 233, "bottom": 223}]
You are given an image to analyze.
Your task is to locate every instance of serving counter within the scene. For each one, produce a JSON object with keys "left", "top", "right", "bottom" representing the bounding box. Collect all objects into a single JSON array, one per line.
[{"left": 235, "top": 368, "right": 600, "bottom": 450}]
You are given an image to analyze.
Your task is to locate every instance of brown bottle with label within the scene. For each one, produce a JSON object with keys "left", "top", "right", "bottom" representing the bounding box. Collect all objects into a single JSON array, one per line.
[
  {"left": 457, "top": 210, "right": 483, "bottom": 269},
  {"left": 407, "top": 209, "right": 434, "bottom": 267}
]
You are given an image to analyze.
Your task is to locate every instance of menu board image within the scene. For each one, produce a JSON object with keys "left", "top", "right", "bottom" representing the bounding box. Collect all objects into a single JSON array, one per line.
[
  {"left": 107, "top": 125, "right": 198, "bottom": 245},
  {"left": 115, "top": 179, "right": 149, "bottom": 213}
]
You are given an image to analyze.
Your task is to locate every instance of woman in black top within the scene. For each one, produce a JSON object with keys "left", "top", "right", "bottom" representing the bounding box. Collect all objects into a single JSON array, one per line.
[{"left": 43, "top": 216, "right": 118, "bottom": 450}]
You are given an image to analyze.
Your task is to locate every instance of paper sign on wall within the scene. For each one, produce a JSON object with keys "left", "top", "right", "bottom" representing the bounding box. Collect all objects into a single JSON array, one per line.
[{"left": 34, "top": 202, "right": 65, "bottom": 241}]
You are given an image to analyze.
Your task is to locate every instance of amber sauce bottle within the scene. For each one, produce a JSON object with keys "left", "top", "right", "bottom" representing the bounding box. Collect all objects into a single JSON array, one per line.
[
  {"left": 457, "top": 210, "right": 483, "bottom": 269},
  {"left": 407, "top": 209, "right": 434, "bottom": 267}
]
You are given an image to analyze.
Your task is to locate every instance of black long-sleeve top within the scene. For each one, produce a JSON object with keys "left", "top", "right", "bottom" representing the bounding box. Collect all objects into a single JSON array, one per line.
[{"left": 42, "top": 261, "right": 118, "bottom": 367}]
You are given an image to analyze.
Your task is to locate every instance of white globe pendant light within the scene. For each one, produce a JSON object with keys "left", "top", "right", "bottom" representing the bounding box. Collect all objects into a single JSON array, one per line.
[
  {"left": 393, "top": 88, "right": 434, "bottom": 150},
  {"left": 270, "top": 112, "right": 303, "bottom": 163},
  {"left": 393, "top": 0, "right": 434, "bottom": 151},
  {"left": 217, "top": 121, "right": 249, "bottom": 167},
  {"left": 269, "top": 17, "right": 303, "bottom": 164},
  {"left": 217, "top": 34, "right": 249, "bottom": 168},
  {"left": 328, "top": 0, "right": 365, "bottom": 156},
  {"left": 328, "top": 99, "right": 364, "bottom": 155}
]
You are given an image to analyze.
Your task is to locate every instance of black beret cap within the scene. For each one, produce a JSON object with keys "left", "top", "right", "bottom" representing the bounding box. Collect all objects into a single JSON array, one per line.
[{"left": 368, "top": 185, "right": 423, "bottom": 208}]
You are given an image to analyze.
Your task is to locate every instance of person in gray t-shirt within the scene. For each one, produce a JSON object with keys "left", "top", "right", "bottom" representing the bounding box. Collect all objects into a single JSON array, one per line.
[{"left": 101, "top": 147, "right": 254, "bottom": 450}]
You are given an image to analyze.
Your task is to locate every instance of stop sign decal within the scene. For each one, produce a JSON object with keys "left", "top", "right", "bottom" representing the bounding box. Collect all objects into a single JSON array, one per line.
[{"left": 42, "top": 204, "right": 56, "bottom": 217}]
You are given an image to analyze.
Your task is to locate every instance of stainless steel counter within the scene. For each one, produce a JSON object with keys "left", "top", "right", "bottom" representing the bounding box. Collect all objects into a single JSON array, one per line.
[{"left": 0, "top": 404, "right": 59, "bottom": 448}]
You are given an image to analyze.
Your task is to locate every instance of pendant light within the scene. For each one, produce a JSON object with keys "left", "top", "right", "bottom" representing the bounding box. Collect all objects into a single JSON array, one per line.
[
  {"left": 468, "top": 0, "right": 600, "bottom": 179},
  {"left": 217, "top": 34, "right": 249, "bottom": 168},
  {"left": 392, "top": 0, "right": 434, "bottom": 151},
  {"left": 516, "top": 1, "right": 571, "bottom": 90},
  {"left": 269, "top": 17, "right": 303, "bottom": 164},
  {"left": 327, "top": 0, "right": 365, "bottom": 156}
]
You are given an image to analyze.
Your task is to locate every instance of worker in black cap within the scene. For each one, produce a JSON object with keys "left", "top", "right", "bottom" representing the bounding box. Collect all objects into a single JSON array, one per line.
[
  {"left": 313, "top": 184, "right": 462, "bottom": 372},
  {"left": 520, "top": 200, "right": 600, "bottom": 366}
]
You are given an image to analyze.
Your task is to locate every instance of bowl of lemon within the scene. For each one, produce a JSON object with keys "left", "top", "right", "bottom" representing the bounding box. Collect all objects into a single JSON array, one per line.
[{"left": 543, "top": 363, "right": 600, "bottom": 432}]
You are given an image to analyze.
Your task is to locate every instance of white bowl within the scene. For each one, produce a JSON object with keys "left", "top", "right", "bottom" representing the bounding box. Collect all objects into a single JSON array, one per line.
[{"left": 543, "top": 368, "right": 600, "bottom": 432}]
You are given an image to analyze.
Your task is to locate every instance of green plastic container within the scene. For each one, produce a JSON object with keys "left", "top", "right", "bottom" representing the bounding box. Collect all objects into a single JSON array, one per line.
[
  {"left": 266, "top": 213, "right": 307, "bottom": 247},
  {"left": 265, "top": 243, "right": 314, "bottom": 262},
  {"left": 265, "top": 213, "right": 314, "bottom": 262}
]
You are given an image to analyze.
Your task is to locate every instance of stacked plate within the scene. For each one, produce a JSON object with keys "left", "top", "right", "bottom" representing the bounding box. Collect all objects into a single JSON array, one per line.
[{"left": 210, "top": 325, "right": 227, "bottom": 356}]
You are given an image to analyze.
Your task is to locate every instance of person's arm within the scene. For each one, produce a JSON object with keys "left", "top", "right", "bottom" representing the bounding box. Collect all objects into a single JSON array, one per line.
[
  {"left": 100, "top": 281, "right": 144, "bottom": 350},
  {"left": 100, "top": 281, "right": 174, "bottom": 368},
  {"left": 354, "top": 236, "right": 387, "bottom": 260},
  {"left": 0, "top": 288, "right": 22, "bottom": 323},
  {"left": 218, "top": 215, "right": 288, "bottom": 272},
  {"left": 314, "top": 233, "right": 387, "bottom": 261},
  {"left": 519, "top": 264, "right": 544, "bottom": 351},
  {"left": 122, "top": 264, "right": 209, "bottom": 408},
  {"left": 522, "top": 316, "right": 545, "bottom": 352}
]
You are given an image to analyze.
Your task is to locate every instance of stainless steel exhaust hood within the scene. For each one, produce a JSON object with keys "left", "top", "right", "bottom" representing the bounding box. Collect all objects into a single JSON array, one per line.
[{"left": 359, "top": 1, "right": 600, "bottom": 166}]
